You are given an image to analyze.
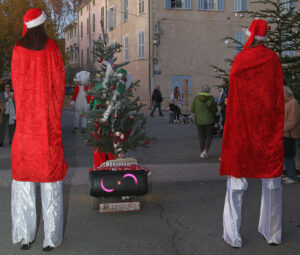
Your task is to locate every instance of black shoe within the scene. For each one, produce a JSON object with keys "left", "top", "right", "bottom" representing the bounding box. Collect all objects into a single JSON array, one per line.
[
  {"left": 0, "top": 143, "right": 3, "bottom": 147},
  {"left": 150, "top": 113, "right": 154, "bottom": 117},
  {"left": 268, "top": 242, "right": 279, "bottom": 246},
  {"left": 20, "top": 243, "right": 32, "bottom": 250},
  {"left": 159, "top": 114, "right": 164, "bottom": 116},
  {"left": 43, "top": 246, "right": 54, "bottom": 252}
]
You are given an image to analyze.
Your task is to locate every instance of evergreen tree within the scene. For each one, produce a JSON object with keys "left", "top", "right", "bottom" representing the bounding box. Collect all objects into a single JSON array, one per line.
[
  {"left": 211, "top": 0, "right": 300, "bottom": 100},
  {"left": 250, "top": 0, "right": 300, "bottom": 100},
  {"left": 84, "top": 22, "right": 153, "bottom": 158}
]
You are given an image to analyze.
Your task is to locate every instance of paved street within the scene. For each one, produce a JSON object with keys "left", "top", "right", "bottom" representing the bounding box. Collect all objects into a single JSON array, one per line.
[{"left": 0, "top": 110, "right": 299, "bottom": 255}]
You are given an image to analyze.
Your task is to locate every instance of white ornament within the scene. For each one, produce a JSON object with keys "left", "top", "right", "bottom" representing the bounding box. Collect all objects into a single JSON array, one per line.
[{"left": 224, "top": 39, "right": 230, "bottom": 45}]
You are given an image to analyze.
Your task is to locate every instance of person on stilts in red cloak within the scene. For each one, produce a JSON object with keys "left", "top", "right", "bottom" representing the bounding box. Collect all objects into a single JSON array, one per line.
[
  {"left": 11, "top": 8, "right": 68, "bottom": 251},
  {"left": 219, "top": 19, "right": 284, "bottom": 248}
]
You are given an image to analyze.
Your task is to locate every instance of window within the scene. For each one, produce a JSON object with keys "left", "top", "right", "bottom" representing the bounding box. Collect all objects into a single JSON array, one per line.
[
  {"left": 70, "top": 46, "right": 74, "bottom": 61},
  {"left": 74, "top": 26, "right": 77, "bottom": 37},
  {"left": 80, "top": 9, "right": 82, "bottom": 16},
  {"left": 171, "top": 0, "right": 183, "bottom": 8},
  {"left": 70, "top": 28, "right": 73, "bottom": 38},
  {"left": 138, "top": 31, "right": 145, "bottom": 59},
  {"left": 234, "top": 0, "right": 247, "bottom": 12},
  {"left": 87, "top": 47, "right": 90, "bottom": 64},
  {"left": 165, "top": 0, "right": 192, "bottom": 9},
  {"left": 197, "top": 0, "right": 224, "bottom": 11},
  {"left": 81, "top": 49, "right": 84, "bottom": 65},
  {"left": 93, "top": 14, "right": 95, "bottom": 32},
  {"left": 74, "top": 46, "right": 77, "bottom": 61},
  {"left": 101, "top": 7, "right": 104, "bottom": 24},
  {"left": 81, "top": 22, "right": 83, "bottom": 38},
  {"left": 235, "top": 31, "right": 244, "bottom": 55},
  {"left": 122, "top": 0, "right": 129, "bottom": 23},
  {"left": 93, "top": 0, "right": 95, "bottom": 5},
  {"left": 139, "top": 0, "right": 145, "bottom": 14},
  {"left": 125, "top": 36, "right": 129, "bottom": 61},
  {"left": 66, "top": 31, "right": 69, "bottom": 40},
  {"left": 282, "top": 0, "right": 294, "bottom": 14},
  {"left": 107, "top": 7, "right": 116, "bottom": 31},
  {"left": 87, "top": 17, "right": 89, "bottom": 34},
  {"left": 87, "top": 4, "right": 89, "bottom": 11}
]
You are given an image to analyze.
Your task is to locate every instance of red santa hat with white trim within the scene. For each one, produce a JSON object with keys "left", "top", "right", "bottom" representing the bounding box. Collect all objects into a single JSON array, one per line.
[
  {"left": 243, "top": 19, "right": 270, "bottom": 50},
  {"left": 22, "top": 8, "right": 47, "bottom": 37}
]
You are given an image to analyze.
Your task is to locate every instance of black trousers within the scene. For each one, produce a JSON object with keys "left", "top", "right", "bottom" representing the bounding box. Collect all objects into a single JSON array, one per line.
[
  {"left": 197, "top": 124, "right": 214, "bottom": 152},
  {"left": 0, "top": 114, "right": 15, "bottom": 144}
]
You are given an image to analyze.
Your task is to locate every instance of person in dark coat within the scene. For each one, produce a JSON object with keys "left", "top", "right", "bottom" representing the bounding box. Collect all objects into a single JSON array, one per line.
[{"left": 150, "top": 85, "right": 164, "bottom": 117}]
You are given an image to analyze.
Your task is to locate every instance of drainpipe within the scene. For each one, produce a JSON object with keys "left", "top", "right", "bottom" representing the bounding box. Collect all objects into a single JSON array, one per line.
[{"left": 148, "top": 0, "right": 152, "bottom": 109}]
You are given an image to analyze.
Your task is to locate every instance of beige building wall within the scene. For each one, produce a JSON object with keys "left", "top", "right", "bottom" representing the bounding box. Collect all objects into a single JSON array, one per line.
[
  {"left": 64, "top": 21, "right": 79, "bottom": 66},
  {"left": 151, "top": 0, "right": 263, "bottom": 106},
  {"left": 64, "top": 0, "right": 298, "bottom": 107},
  {"left": 108, "top": 0, "right": 150, "bottom": 106}
]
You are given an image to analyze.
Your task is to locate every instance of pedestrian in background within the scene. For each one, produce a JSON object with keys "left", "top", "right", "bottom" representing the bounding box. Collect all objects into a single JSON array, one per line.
[
  {"left": 0, "top": 83, "right": 16, "bottom": 146},
  {"left": 11, "top": 8, "right": 68, "bottom": 251},
  {"left": 170, "top": 86, "right": 182, "bottom": 123},
  {"left": 283, "top": 86, "right": 300, "bottom": 184},
  {"left": 191, "top": 84, "right": 217, "bottom": 159},
  {"left": 0, "top": 84, "right": 5, "bottom": 147},
  {"left": 150, "top": 85, "right": 164, "bottom": 117},
  {"left": 220, "top": 19, "right": 284, "bottom": 247}
]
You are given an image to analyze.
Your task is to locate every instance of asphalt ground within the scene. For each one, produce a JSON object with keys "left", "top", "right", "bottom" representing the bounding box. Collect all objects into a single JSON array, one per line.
[{"left": 0, "top": 110, "right": 299, "bottom": 255}]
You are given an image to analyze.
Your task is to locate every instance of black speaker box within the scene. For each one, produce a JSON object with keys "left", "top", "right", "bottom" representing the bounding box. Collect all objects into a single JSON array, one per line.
[{"left": 90, "top": 170, "right": 148, "bottom": 197}]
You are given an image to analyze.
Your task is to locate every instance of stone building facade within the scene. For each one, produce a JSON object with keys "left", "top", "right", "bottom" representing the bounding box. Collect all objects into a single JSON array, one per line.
[{"left": 64, "top": 0, "right": 295, "bottom": 106}]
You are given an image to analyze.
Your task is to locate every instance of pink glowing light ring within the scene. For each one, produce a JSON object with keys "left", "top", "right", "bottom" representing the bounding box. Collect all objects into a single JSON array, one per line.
[
  {"left": 122, "top": 173, "right": 138, "bottom": 184},
  {"left": 100, "top": 179, "right": 115, "bottom": 193}
]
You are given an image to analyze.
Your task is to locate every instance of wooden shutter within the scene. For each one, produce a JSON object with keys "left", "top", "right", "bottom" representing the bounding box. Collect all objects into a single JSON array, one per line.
[
  {"left": 122, "top": 0, "right": 125, "bottom": 23},
  {"left": 113, "top": 7, "right": 116, "bottom": 29},
  {"left": 218, "top": 0, "right": 224, "bottom": 11},
  {"left": 198, "top": 0, "right": 204, "bottom": 10},
  {"left": 107, "top": 10, "right": 110, "bottom": 31},
  {"left": 165, "top": 0, "right": 171, "bottom": 9},
  {"left": 185, "top": 0, "right": 192, "bottom": 10}
]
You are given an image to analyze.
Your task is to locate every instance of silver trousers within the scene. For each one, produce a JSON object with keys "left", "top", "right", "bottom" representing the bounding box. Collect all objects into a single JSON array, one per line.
[
  {"left": 74, "top": 110, "right": 87, "bottom": 129},
  {"left": 11, "top": 180, "right": 64, "bottom": 248},
  {"left": 223, "top": 176, "right": 282, "bottom": 247}
]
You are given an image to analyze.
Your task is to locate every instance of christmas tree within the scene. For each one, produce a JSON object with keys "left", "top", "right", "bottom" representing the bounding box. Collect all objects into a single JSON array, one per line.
[
  {"left": 250, "top": 0, "right": 300, "bottom": 100},
  {"left": 84, "top": 22, "right": 152, "bottom": 158},
  {"left": 211, "top": 0, "right": 300, "bottom": 99}
]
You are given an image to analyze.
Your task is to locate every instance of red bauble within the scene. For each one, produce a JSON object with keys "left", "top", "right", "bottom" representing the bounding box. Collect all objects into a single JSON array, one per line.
[
  {"left": 94, "top": 123, "right": 99, "bottom": 129},
  {"left": 97, "top": 113, "right": 101, "bottom": 117},
  {"left": 91, "top": 96, "right": 95, "bottom": 100},
  {"left": 145, "top": 140, "right": 149, "bottom": 145},
  {"left": 110, "top": 85, "right": 115, "bottom": 90},
  {"left": 112, "top": 63, "right": 115, "bottom": 67},
  {"left": 129, "top": 88, "right": 133, "bottom": 93},
  {"left": 129, "top": 115, "right": 134, "bottom": 120},
  {"left": 98, "top": 58, "right": 103, "bottom": 63},
  {"left": 114, "top": 114, "right": 118, "bottom": 119},
  {"left": 97, "top": 128, "right": 101, "bottom": 136}
]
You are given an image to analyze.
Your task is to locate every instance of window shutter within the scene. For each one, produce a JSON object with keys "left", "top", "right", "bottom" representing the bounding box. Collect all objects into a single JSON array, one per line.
[
  {"left": 218, "top": 0, "right": 224, "bottom": 11},
  {"left": 113, "top": 7, "right": 116, "bottom": 29},
  {"left": 198, "top": 0, "right": 204, "bottom": 10},
  {"left": 235, "top": 31, "right": 244, "bottom": 55},
  {"left": 122, "top": 0, "right": 125, "bottom": 23},
  {"left": 234, "top": 0, "right": 238, "bottom": 12},
  {"left": 241, "top": 0, "right": 247, "bottom": 11},
  {"left": 184, "top": 0, "right": 192, "bottom": 10},
  {"left": 165, "top": 0, "right": 171, "bottom": 9},
  {"left": 107, "top": 10, "right": 110, "bottom": 31}
]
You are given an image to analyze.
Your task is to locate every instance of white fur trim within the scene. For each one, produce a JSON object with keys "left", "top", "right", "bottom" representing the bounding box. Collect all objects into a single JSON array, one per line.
[
  {"left": 245, "top": 29, "right": 267, "bottom": 41},
  {"left": 25, "top": 11, "right": 47, "bottom": 29}
]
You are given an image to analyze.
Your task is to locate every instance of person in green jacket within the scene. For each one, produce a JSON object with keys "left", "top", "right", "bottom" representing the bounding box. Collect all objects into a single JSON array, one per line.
[{"left": 191, "top": 84, "right": 218, "bottom": 159}]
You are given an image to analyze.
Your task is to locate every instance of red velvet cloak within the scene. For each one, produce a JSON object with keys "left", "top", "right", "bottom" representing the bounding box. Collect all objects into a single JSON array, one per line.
[
  {"left": 11, "top": 39, "right": 68, "bottom": 182},
  {"left": 220, "top": 45, "right": 284, "bottom": 178}
]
